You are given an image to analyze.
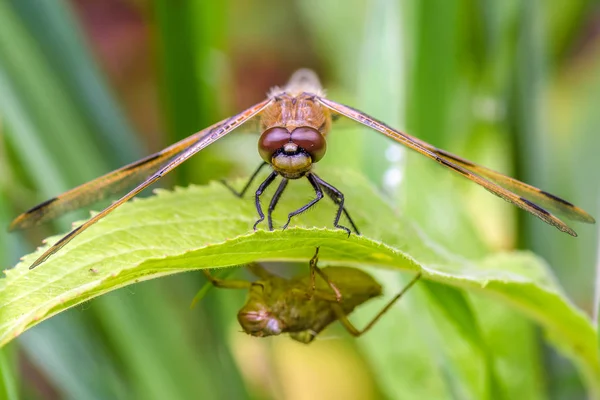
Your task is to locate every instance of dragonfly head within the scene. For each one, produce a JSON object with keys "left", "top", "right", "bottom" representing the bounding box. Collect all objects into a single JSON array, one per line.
[
  {"left": 237, "top": 282, "right": 283, "bottom": 337},
  {"left": 237, "top": 305, "right": 282, "bottom": 338},
  {"left": 259, "top": 126, "right": 326, "bottom": 179}
]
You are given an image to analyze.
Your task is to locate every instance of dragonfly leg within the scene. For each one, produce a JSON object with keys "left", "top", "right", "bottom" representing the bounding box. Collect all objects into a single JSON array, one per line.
[
  {"left": 253, "top": 171, "right": 278, "bottom": 230},
  {"left": 221, "top": 162, "right": 269, "bottom": 198},
  {"left": 191, "top": 268, "right": 253, "bottom": 309},
  {"left": 305, "top": 247, "right": 342, "bottom": 302},
  {"left": 246, "top": 262, "right": 276, "bottom": 280},
  {"left": 202, "top": 269, "right": 252, "bottom": 289},
  {"left": 310, "top": 173, "right": 357, "bottom": 236},
  {"left": 333, "top": 272, "right": 422, "bottom": 336},
  {"left": 282, "top": 173, "right": 324, "bottom": 230},
  {"left": 267, "top": 178, "right": 289, "bottom": 230}
]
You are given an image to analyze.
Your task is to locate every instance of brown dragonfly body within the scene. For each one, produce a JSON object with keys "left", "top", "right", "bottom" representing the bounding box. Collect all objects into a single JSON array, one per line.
[{"left": 10, "top": 69, "right": 595, "bottom": 269}]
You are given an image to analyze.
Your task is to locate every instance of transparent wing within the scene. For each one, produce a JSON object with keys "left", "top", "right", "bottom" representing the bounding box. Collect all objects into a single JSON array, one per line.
[
  {"left": 319, "top": 97, "right": 595, "bottom": 236},
  {"left": 425, "top": 148, "right": 595, "bottom": 224},
  {"left": 25, "top": 98, "right": 273, "bottom": 269},
  {"left": 9, "top": 121, "right": 221, "bottom": 230}
]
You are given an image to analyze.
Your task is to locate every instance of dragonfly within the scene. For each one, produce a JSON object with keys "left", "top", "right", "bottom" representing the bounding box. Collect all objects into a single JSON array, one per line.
[
  {"left": 10, "top": 69, "right": 596, "bottom": 269},
  {"left": 199, "top": 247, "right": 421, "bottom": 343}
]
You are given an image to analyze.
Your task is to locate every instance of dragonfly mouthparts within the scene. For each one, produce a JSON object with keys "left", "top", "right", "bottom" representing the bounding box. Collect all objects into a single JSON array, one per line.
[{"left": 283, "top": 142, "right": 298, "bottom": 153}]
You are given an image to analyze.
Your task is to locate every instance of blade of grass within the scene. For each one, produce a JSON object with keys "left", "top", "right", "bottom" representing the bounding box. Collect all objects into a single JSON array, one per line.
[
  {"left": 19, "top": 314, "right": 128, "bottom": 400},
  {"left": 150, "top": 2, "right": 248, "bottom": 398},
  {"left": 0, "top": 3, "right": 108, "bottom": 184},
  {"left": 92, "top": 285, "right": 221, "bottom": 400},
  {"left": 355, "top": 0, "right": 404, "bottom": 183},
  {"left": 511, "top": 2, "right": 599, "bottom": 397},
  {"left": 9, "top": 0, "right": 143, "bottom": 164},
  {"left": 0, "top": 346, "right": 18, "bottom": 400},
  {"left": 0, "top": 67, "right": 69, "bottom": 201},
  {"left": 423, "top": 282, "right": 505, "bottom": 399},
  {"left": 0, "top": 192, "right": 19, "bottom": 400},
  {"left": 470, "top": 294, "right": 545, "bottom": 399},
  {"left": 151, "top": 0, "right": 203, "bottom": 182},
  {"left": 545, "top": 0, "right": 597, "bottom": 63},
  {"left": 408, "top": 0, "right": 459, "bottom": 146},
  {"left": 595, "top": 218, "right": 600, "bottom": 346},
  {"left": 295, "top": 0, "right": 366, "bottom": 88}
]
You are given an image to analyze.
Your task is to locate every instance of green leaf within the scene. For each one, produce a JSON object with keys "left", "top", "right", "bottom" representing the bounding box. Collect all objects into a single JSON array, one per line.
[{"left": 1, "top": 169, "right": 598, "bottom": 393}]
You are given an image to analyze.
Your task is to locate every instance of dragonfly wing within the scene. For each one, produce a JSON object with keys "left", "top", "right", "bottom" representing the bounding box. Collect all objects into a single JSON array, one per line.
[
  {"left": 318, "top": 97, "right": 595, "bottom": 236},
  {"left": 27, "top": 98, "right": 273, "bottom": 269},
  {"left": 10, "top": 121, "right": 221, "bottom": 230},
  {"left": 429, "top": 149, "right": 595, "bottom": 224}
]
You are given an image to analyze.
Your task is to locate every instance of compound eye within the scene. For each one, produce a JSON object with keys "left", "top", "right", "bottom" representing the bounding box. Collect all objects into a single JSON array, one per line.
[
  {"left": 290, "top": 127, "right": 326, "bottom": 162},
  {"left": 258, "top": 127, "right": 290, "bottom": 162}
]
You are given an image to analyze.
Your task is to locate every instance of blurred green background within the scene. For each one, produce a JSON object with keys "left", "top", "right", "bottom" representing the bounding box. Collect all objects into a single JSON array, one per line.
[{"left": 1, "top": 0, "right": 599, "bottom": 399}]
